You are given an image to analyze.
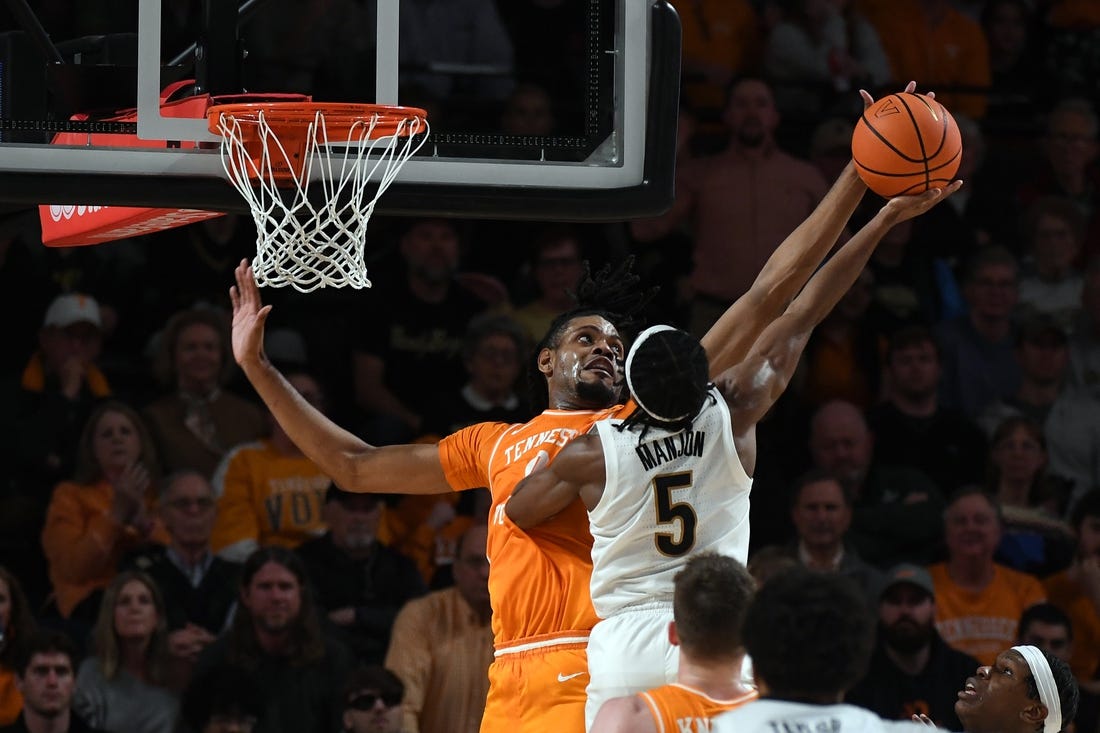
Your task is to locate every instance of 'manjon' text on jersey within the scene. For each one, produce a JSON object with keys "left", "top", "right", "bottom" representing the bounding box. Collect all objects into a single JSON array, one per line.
[{"left": 635, "top": 430, "right": 705, "bottom": 470}]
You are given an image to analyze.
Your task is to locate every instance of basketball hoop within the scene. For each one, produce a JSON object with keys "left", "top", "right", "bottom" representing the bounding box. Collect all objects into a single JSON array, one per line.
[{"left": 207, "top": 102, "right": 428, "bottom": 292}]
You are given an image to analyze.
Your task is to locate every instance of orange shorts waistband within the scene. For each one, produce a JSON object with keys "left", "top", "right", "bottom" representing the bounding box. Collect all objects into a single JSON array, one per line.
[{"left": 493, "top": 630, "right": 591, "bottom": 657}]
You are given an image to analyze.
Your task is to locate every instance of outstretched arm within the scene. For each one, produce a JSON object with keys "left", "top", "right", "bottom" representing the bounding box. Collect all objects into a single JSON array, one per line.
[
  {"left": 720, "top": 182, "right": 963, "bottom": 444},
  {"left": 701, "top": 82, "right": 927, "bottom": 377},
  {"left": 700, "top": 161, "right": 864, "bottom": 376},
  {"left": 230, "top": 261, "right": 451, "bottom": 495},
  {"left": 506, "top": 433, "right": 605, "bottom": 529}
]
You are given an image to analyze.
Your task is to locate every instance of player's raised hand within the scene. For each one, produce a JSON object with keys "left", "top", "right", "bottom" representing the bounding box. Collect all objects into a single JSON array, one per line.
[
  {"left": 882, "top": 179, "right": 964, "bottom": 224},
  {"left": 859, "top": 80, "right": 934, "bottom": 110},
  {"left": 229, "top": 259, "right": 273, "bottom": 369}
]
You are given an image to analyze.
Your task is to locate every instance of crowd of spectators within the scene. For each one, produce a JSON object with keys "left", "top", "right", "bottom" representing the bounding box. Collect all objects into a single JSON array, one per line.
[{"left": 0, "top": 1, "right": 1099, "bottom": 732}]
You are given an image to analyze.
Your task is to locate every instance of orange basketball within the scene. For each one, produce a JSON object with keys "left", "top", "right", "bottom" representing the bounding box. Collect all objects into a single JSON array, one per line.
[{"left": 851, "top": 93, "right": 962, "bottom": 198}]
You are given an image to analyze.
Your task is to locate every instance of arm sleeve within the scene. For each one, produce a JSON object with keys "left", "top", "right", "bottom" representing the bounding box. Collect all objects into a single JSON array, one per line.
[
  {"left": 384, "top": 598, "right": 433, "bottom": 733},
  {"left": 438, "top": 423, "right": 503, "bottom": 491}
]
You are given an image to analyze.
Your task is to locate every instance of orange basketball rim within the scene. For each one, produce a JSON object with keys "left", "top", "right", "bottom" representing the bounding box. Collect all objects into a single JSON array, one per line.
[{"left": 207, "top": 102, "right": 428, "bottom": 184}]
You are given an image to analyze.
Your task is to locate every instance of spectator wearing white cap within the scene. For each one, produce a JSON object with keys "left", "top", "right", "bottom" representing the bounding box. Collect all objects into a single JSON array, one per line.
[
  {"left": 1, "top": 293, "right": 110, "bottom": 609},
  {"left": 20, "top": 294, "right": 110, "bottom": 468}
]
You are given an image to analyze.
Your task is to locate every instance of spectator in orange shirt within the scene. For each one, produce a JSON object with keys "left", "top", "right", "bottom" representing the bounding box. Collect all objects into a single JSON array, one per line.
[
  {"left": 929, "top": 489, "right": 1046, "bottom": 665},
  {"left": 41, "top": 402, "right": 170, "bottom": 625}
]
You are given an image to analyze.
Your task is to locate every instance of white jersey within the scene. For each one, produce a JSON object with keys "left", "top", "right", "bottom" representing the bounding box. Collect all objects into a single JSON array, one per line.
[
  {"left": 588, "top": 386, "right": 751, "bottom": 618},
  {"left": 713, "top": 700, "right": 948, "bottom": 733}
]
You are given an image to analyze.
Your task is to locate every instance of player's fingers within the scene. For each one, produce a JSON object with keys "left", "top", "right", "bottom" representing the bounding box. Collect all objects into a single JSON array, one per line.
[
  {"left": 859, "top": 89, "right": 873, "bottom": 107},
  {"left": 234, "top": 260, "right": 252, "bottom": 304},
  {"left": 904, "top": 80, "right": 917, "bottom": 94},
  {"left": 245, "top": 265, "right": 260, "bottom": 299}
]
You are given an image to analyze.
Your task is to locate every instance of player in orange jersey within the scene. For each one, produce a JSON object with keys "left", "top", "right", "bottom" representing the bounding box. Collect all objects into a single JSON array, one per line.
[
  {"left": 590, "top": 553, "right": 758, "bottom": 733},
  {"left": 228, "top": 82, "right": 948, "bottom": 733}
]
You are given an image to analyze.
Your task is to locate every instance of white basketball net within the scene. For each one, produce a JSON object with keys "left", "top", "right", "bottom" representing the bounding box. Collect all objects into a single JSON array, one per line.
[{"left": 215, "top": 109, "right": 428, "bottom": 292}]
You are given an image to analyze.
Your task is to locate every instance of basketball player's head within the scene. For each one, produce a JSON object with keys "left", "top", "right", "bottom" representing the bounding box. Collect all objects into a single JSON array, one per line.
[
  {"left": 743, "top": 568, "right": 874, "bottom": 702},
  {"left": 618, "top": 325, "right": 711, "bottom": 439},
  {"left": 671, "top": 553, "right": 755, "bottom": 663},
  {"left": 529, "top": 257, "right": 657, "bottom": 412},
  {"left": 955, "top": 646, "right": 1078, "bottom": 733}
]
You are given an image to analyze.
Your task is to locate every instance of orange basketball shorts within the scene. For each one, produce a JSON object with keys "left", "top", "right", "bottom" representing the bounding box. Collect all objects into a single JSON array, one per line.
[{"left": 479, "top": 641, "right": 588, "bottom": 733}]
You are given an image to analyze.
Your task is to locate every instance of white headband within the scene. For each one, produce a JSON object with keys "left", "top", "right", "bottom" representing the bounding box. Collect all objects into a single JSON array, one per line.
[
  {"left": 625, "top": 325, "right": 689, "bottom": 423},
  {"left": 1012, "top": 645, "right": 1063, "bottom": 733}
]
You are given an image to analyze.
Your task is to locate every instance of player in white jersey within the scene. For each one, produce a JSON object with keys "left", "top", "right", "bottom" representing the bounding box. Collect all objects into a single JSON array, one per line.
[
  {"left": 583, "top": 327, "right": 751, "bottom": 725},
  {"left": 506, "top": 175, "right": 963, "bottom": 731},
  {"left": 712, "top": 568, "right": 948, "bottom": 733}
]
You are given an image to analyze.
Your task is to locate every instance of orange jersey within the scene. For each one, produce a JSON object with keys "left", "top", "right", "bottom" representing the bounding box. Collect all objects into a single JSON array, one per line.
[
  {"left": 438, "top": 406, "right": 630, "bottom": 648},
  {"left": 640, "top": 683, "right": 758, "bottom": 733}
]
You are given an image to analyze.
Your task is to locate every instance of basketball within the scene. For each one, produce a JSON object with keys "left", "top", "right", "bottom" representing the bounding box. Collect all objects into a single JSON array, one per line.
[{"left": 851, "top": 93, "right": 962, "bottom": 198}]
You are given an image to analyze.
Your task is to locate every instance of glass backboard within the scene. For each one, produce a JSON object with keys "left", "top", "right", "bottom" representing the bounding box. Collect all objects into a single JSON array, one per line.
[{"left": 0, "top": 0, "right": 680, "bottom": 222}]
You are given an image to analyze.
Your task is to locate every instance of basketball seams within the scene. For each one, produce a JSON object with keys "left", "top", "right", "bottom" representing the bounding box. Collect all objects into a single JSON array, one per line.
[
  {"left": 893, "top": 94, "right": 931, "bottom": 191},
  {"left": 857, "top": 149, "right": 961, "bottom": 179},
  {"left": 911, "top": 94, "right": 949, "bottom": 159}
]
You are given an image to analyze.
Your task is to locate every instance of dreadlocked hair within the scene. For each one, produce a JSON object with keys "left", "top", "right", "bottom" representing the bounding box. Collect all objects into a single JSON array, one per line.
[
  {"left": 526, "top": 256, "right": 659, "bottom": 412},
  {"left": 617, "top": 325, "right": 713, "bottom": 441}
]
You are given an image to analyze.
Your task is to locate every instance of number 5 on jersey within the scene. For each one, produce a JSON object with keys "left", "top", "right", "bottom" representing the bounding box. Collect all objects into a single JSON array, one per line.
[{"left": 653, "top": 471, "right": 697, "bottom": 556}]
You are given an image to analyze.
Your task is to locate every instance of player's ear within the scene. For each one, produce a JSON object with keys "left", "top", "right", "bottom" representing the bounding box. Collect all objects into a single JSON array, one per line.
[
  {"left": 668, "top": 621, "right": 680, "bottom": 647},
  {"left": 1021, "top": 701, "right": 1048, "bottom": 729},
  {"left": 537, "top": 347, "right": 554, "bottom": 376}
]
